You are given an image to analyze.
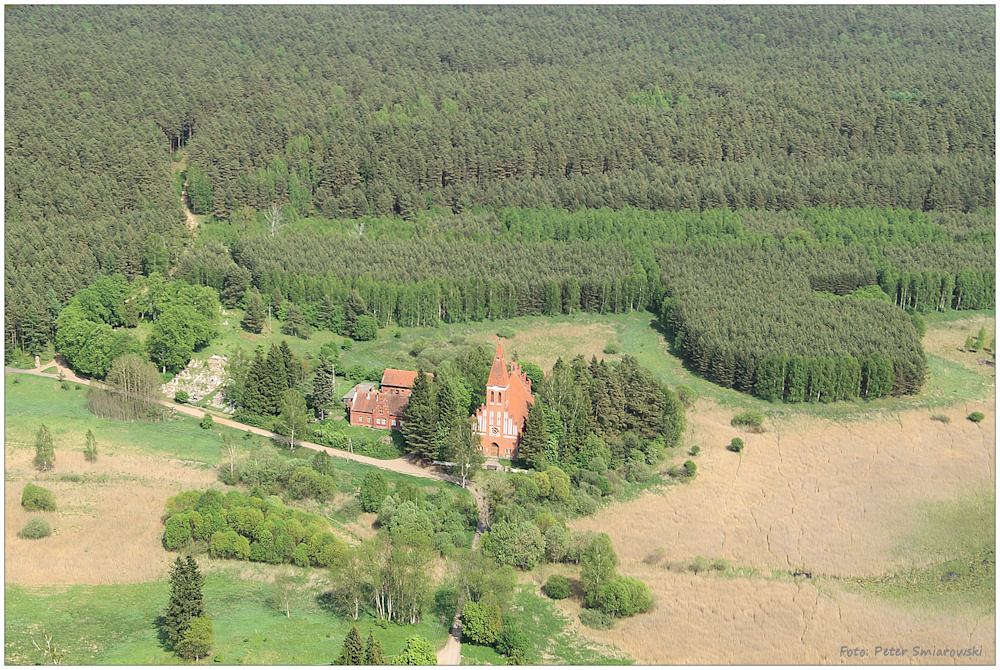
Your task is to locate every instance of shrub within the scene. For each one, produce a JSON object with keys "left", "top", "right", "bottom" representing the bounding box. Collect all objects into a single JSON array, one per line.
[
  {"left": 496, "top": 615, "right": 530, "bottom": 658},
  {"left": 164, "top": 513, "right": 192, "bottom": 549},
  {"left": 21, "top": 483, "right": 56, "bottom": 511},
  {"left": 461, "top": 601, "right": 503, "bottom": 646},
  {"left": 689, "top": 445, "right": 700, "bottom": 456},
  {"left": 731, "top": 410, "right": 764, "bottom": 431},
  {"left": 359, "top": 470, "right": 389, "bottom": 513},
  {"left": 969, "top": 411, "right": 985, "bottom": 423},
  {"left": 683, "top": 460, "right": 697, "bottom": 478},
  {"left": 543, "top": 574, "right": 571, "bottom": 599},
  {"left": 578, "top": 609, "right": 617, "bottom": 630},
  {"left": 712, "top": 558, "right": 730, "bottom": 571},
  {"left": 675, "top": 384, "right": 697, "bottom": 408},
  {"left": 930, "top": 414, "right": 951, "bottom": 424},
  {"left": 200, "top": 413, "right": 214, "bottom": 429},
  {"left": 729, "top": 437, "right": 744, "bottom": 453},
  {"left": 690, "top": 555, "right": 710, "bottom": 574},
  {"left": 603, "top": 343, "right": 619, "bottom": 355},
  {"left": 18, "top": 516, "right": 52, "bottom": 539},
  {"left": 496, "top": 326, "right": 516, "bottom": 339},
  {"left": 621, "top": 458, "right": 652, "bottom": 484},
  {"left": 351, "top": 315, "right": 379, "bottom": 341},
  {"left": 174, "top": 390, "right": 190, "bottom": 403}
]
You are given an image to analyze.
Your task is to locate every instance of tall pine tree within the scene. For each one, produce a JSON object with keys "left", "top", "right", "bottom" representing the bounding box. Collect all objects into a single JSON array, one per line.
[
  {"left": 517, "top": 401, "right": 549, "bottom": 470},
  {"left": 163, "top": 556, "right": 205, "bottom": 650},
  {"left": 241, "top": 290, "right": 266, "bottom": 334},
  {"left": 403, "top": 369, "right": 437, "bottom": 462},
  {"left": 363, "top": 629, "right": 385, "bottom": 665},
  {"left": 311, "top": 356, "right": 335, "bottom": 421},
  {"left": 337, "top": 625, "right": 364, "bottom": 665}
]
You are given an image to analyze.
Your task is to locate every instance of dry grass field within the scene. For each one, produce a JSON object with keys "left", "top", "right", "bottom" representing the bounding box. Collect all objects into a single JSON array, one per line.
[
  {"left": 5, "top": 444, "right": 218, "bottom": 585},
  {"left": 574, "top": 403, "right": 994, "bottom": 577},
  {"left": 567, "top": 400, "right": 995, "bottom": 664},
  {"left": 548, "top": 572, "right": 993, "bottom": 665}
]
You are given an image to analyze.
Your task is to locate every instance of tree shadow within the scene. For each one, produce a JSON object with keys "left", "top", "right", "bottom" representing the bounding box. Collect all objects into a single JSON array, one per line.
[
  {"left": 152, "top": 614, "right": 172, "bottom": 651},
  {"left": 647, "top": 317, "right": 703, "bottom": 379}
]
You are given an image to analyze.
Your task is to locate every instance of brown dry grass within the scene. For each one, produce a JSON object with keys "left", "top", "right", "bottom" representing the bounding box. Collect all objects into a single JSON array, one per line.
[
  {"left": 568, "top": 403, "right": 995, "bottom": 663},
  {"left": 552, "top": 570, "right": 993, "bottom": 665},
  {"left": 576, "top": 404, "right": 994, "bottom": 577},
  {"left": 5, "top": 444, "right": 218, "bottom": 585}
]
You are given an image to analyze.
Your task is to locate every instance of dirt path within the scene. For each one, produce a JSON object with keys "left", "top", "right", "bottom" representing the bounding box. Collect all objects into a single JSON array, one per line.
[
  {"left": 437, "top": 481, "right": 487, "bottom": 665},
  {"left": 6, "top": 362, "right": 451, "bottom": 483}
]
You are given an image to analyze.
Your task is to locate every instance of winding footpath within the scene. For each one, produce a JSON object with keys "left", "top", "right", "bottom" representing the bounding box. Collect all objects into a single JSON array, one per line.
[{"left": 5, "top": 359, "right": 485, "bottom": 664}]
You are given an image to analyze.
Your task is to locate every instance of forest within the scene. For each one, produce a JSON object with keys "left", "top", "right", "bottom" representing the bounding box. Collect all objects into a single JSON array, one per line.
[{"left": 4, "top": 5, "right": 995, "bottom": 393}]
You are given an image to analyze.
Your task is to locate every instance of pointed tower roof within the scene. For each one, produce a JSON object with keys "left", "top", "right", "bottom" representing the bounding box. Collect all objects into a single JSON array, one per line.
[{"left": 487, "top": 340, "right": 509, "bottom": 387}]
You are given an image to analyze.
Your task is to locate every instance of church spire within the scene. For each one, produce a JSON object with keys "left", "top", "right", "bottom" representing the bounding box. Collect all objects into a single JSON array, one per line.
[{"left": 487, "top": 340, "right": 509, "bottom": 387}]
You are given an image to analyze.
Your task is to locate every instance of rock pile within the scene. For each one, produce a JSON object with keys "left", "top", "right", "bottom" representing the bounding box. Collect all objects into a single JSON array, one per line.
[{"left": 162, "top": 354, "right": 235, "bottom": 412}]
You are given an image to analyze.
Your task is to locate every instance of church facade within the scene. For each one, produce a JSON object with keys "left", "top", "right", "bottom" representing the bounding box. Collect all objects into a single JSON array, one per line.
[{"left": 473, "top": 342, "right": 535, "bottom": 458}]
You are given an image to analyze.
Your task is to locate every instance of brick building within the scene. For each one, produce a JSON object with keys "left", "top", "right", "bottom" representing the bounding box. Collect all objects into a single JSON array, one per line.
[
  {"left": 474, "top": 342, "right": 535, "bottom": 458},
  {"left": 342, "top": 369, "right": 429, "bottom": 430}
]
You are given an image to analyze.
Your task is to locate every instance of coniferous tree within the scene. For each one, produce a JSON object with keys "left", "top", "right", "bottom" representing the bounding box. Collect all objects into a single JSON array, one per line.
[
  {"left": 163, "top": 556, "right": 205, "bottom": 650},
  {"left": 517, "top": 402, "right": 549, "bottom": 470},
  {"left": 337, "top": 625, "right": 364, "bottom": 665},
  {"left": 263, "top": 344, "right": 289, "bottom": 415},
  {"left": 311, "top": 356, "right": 335, "bottom": 421},
  {"left": 345, "top": 290, "right": 368, "bottom": 333},
  {"left": 33, "top": 424, "right": 55, "bottom": 471},
  {"left": 403, "top": 369, "right": 437, "bottom": 462},
  {"left": 279, "top": 340, "right": 302, "bottom": 388},
  {"left": 434, "top": 373, "right": 462, "bottom": 461},
  {"left": 241, "top": 290, "right": 266, "bottom": 334},
  {"left": 363, "top": 629, "right": 385, "bottom": 665},
  {"left": 241, "top": 348, "right": 268, "bottom": 415}
]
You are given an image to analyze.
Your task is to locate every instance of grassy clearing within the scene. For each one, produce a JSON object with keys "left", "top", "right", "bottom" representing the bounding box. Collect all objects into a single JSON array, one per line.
[
  {"left": 461, "top": 586, "right": 630, "bottom": 665},
  {"left": 5, "top": 566, "right": 449, "bottom": 665},
  {"left": 843, "top": 489, "right": 995, "bottom": 614},
  {"left": 4, "top": 374, "right": 242, "bottom": 465}
]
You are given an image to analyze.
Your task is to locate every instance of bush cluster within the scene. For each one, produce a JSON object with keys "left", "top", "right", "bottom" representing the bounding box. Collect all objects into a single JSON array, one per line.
[
  {"left": 21, "top": 483, "right": 56, "bottom": 511},
  {"left": 162, "top": 488, "right": 346, "bottom": 568},
  {"left": 543, "top": 574, "right": 570, "bottom": 599},
  {"left": 18, "top": 516, "right": 52, "bottom": 539},
  {"left": 461, "top": 603, "right": 530, "bottom": 662},
  {"left": 218, "top": 443, "right": 339, "bottom": 500},
  {"left": 374, "top": 483, "right": 478, "bottom": 554},
  {"left": 731, "top": 410, "right": 765, "bottom": 432}
]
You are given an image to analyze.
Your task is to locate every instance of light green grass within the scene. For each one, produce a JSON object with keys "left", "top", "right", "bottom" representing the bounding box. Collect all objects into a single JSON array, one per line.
[
  {"left": 5, "top": 567, "right": 449, "bottom": 665},
  {"left": 461, "top": 586, "right": 630, "bottom": 665},
  {"left": 843, "top": 489, "right": 995, "bottom": 614},
  {"left": 4, "top": 374, "right": 237, "bottom": 465}
]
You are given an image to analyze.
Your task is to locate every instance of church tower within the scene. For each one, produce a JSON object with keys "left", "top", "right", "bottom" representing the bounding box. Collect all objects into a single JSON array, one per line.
[{"left": 474, "top": 341, "right": 535, "bottom": 458}]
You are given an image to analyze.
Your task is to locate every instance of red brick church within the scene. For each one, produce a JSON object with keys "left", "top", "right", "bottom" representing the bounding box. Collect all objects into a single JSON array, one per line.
[{"left": 474, "top": 342, "right": 535, "bottom": 458}]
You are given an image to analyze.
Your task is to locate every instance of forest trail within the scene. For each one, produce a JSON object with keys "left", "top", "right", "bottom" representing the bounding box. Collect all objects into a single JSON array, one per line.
[
  {"left": 438, "top": 481, "right": 487, "bottom": 665},
  {"left": 181, "top": 184, "right": 199, "bottom": 232}
]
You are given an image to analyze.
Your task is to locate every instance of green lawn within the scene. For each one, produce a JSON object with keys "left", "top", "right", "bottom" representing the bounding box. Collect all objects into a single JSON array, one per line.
[
  {"left": 5, "top": 567, "right": 449, "bottom": 665},
  {"left": 4, "top": 373, "right": 469, "bottom": 500},
  {"left": 4, "top": 374, "right": 238, "bottom": 465}
]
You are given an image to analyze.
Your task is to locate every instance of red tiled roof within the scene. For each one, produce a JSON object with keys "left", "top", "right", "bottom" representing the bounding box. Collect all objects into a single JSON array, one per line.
[
  {"left": 350, "top": 390, "right": 411, "bottom": 418},
  {"left": 487, "top": 341, "right": 509, "bottom": 387},
  {"left": 381, "top": 368, "right": 431, "bottom": 389}
]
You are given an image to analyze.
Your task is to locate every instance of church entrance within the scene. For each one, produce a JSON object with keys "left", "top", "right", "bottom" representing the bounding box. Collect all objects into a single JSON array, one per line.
[{"left": 489, "top": 442, "right": 500, "bottom": 457}]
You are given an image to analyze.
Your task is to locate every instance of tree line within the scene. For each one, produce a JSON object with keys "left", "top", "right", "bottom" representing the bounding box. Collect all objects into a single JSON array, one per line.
[{"left": 656, "top": 245, "right": 928, "bottom": 401}]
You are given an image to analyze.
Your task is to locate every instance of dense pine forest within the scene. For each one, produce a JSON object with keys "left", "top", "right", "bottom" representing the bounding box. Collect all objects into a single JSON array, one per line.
[{"left": 5, "top": 5, "right": 995, "bottom": 403}]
